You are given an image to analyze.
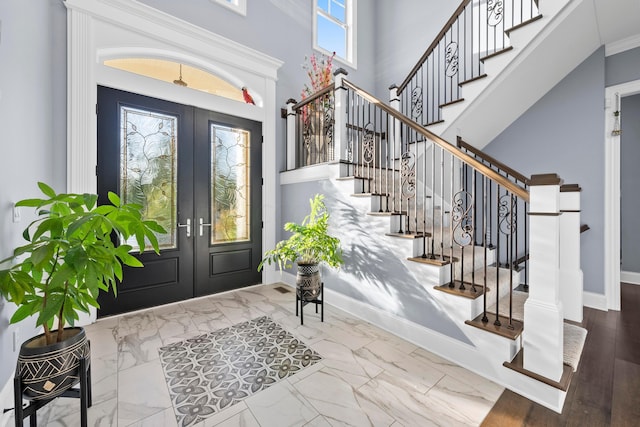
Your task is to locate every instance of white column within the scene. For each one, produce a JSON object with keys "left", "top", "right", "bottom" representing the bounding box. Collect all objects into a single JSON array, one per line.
[
  {"left": 389, "top": 85, "right": 401, "bottom": 161},
  {"left": 333, "top": 68, "right": 349, "bottom": 163},
  {"left": 285, "top": 98, "right": 297, "bottom": 171},
  {"left": 67, "top": 8, "right": 97, "bottom": 325},
  {"left": 67, "top": 8, "right": 96, "bottom": 195},
  {"left": 523, "top": 174, "right": 564, "bottom": 382},
  {"left": 559, "top": 185, "right": 583, "bottom": 322}
]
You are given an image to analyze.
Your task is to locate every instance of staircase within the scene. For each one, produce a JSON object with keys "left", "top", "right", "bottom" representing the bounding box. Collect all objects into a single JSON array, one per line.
[
  {"left": 395, "top": 0, "right": 601, "bottom": 148},
  {"left": 280, "top": 0, "right": 589, "bottom": 414}
]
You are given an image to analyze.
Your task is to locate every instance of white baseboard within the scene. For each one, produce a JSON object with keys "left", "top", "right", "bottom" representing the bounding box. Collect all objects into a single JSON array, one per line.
[
  {"left": 621, "top": 271, "right": 640, "bottom": 285},
  {"left": 583, "top": 291, "right": 608, "bottom": 311},
  {"left": 277, "top": 272, "right": 566, "bottom": 412}
]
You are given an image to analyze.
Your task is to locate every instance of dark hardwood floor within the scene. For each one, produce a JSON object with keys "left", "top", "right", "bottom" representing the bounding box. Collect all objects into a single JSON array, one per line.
[{"left": 481, "top": 283, "right": 640, "bottom": 427}]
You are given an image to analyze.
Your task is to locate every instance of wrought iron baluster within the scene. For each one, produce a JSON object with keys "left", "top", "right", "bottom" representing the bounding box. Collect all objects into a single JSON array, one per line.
[
  {"left": 471, "top": 168, "right": 477, "bottom": 292},
  {"left": 440, "top": 146, "right": 445, "bottom": 261},
  {"left": 482, "top": 175, "right": 489, "bottom": 323},
  {"left": 449, "top": 152, "right": 455, "bottom": 288},
  {"left": 391, "top": 119, "right": 397, "bottom": 215},
  {"left": 494, "top": 184, "right": 502, "bottom": 327},
  {"left": 509, "top": 192, "right": 515, "bottom": 329},
  {"left": 524, "top": 185, "right": 529, "bottom": 291},
  {"left": 415, "top": 132, "right": 420, "bottom": 233},
  {"left": 430, "top": 141, "right": 436, "bottom": 259},
  {"left": 416, "top": 138, "right": 428, "bottom": 258}
]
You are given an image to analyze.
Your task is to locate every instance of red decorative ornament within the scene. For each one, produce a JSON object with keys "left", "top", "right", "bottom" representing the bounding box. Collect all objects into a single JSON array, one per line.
[{"left": 242, "top": 87, "right": 255, "bottom": 105}]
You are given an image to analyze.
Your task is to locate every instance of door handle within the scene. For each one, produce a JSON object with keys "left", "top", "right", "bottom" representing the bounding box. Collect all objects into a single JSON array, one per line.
[
  {"left": 177, "top": 218, "right": 191, "bottom": 238},
  {"left": 199, "top": 218, "right": 212, "bottom": 237}
]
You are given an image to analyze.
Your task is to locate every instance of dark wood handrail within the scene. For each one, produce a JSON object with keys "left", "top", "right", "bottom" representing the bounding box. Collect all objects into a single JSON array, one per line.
[
  {"left": 397, "top": 0, "right": 472, "bottom": 93},
  {"left": 342, "top": 79, "right": 529, "bottom": 202},
  {"left": 457, "top": 137, "right": 530, "bottom": 185},
  {"left": 293, "top": 85, "right": 334, "bottom": 110}
]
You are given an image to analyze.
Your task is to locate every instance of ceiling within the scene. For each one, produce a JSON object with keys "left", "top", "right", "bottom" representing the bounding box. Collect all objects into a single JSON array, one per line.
[{"left": 593, "top": 0, "right": 640, "bottom": 47}]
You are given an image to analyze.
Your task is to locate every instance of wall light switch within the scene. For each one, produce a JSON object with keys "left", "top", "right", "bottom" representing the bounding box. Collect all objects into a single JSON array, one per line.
[
  {"left": 13, "top": 329, "right": 19, "bottom": 352},
  {"left": 12, "top": 204, "right": 20, "bottom": 223}
]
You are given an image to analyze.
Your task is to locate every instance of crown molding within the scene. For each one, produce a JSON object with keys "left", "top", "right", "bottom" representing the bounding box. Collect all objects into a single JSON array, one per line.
[
  {"left": 64, "top": 0, "right": 282, "bottom": 79},
  {"left": 605, "top": 33, "right": 640, "bottom": 57}
]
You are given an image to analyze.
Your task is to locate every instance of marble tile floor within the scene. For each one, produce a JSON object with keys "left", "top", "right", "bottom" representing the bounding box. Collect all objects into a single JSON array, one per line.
[{"left": 12, "top": 283, "right": 504, "bottom": 426}]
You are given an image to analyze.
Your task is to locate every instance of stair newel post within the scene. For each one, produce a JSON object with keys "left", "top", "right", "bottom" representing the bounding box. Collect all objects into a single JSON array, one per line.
[
  {"left": 333, "top": 68, "right": 349, "bottom": 165},
  {"left": 389, "top": 85, "right": 401, "bottom": 215},
  {"left": 286, "top": 98, "right": 297, "bottom": 170},
  {"left": 559, "top": 184, "right": 583, "bottom": 323},
  {"left": 524, "top": 173, "right": 564, "bottom": 382}
]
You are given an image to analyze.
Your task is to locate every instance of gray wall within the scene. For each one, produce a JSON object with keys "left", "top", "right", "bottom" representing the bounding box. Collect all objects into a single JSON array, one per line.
[
  {"left": 0, "top": 0, "right": 67, "bottom": 391},
  {"left": 281, "top": 179, "right": 472, "bottom": 343},
  {"left": 137, "top": 0, "right": 377, "bottom": 258},
  {"left": 621, "top": 94, "right": 640, "bottom": 273},
  {"left": 374, "top": 0, "right": 459, "bottom": 98},
  {"left": 607, "top": 45, "right": 640, "bottom": 274},
  {"left": 482, "top": 47, "right": 605, "bottom": 295},
  {"left": 606, "top": 46, "right": 640, "bottom": 87},
  {"left": 138, "top": 0, "right": 378, "bottom": 171}
]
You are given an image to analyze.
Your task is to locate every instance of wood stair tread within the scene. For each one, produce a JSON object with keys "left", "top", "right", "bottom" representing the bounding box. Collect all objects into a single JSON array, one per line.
[
  {"left": 434, "top": 282, "right": 485, "bottom": 299},
  {"left": 459, "top": 73, "right": 488, "bottom": 87},
  {"left": 407, "top": 255, "right": 455, "bottom": 266},
  {"left": 386, "top": 231, "right": 431, "bottom": 239},
  {"left": 480, "top": 46, "right": 514, "bottom": 62},
  {"left": 503, "top": 349, "right": 573, "bottom": 391},
  {"left": 439, "top": 98, "right": 465, "bottom": 108},
  {"left": 336, "top": 176, "right": 373, "bottom": 181},
  {"left": 465, "top": 313, "right": 524, "bottom": 340},
  {"left": 351, "top": 192, "right": 389, "bottom": 197},
  {"left": 367, "top": 211, "right": 406, "bottom": 217},
  {"left": 505, "top": 14, "right": 543, "bottom": 35}
]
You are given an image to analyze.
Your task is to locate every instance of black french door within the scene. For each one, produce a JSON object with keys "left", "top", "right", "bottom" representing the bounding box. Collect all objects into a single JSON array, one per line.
[{"left": 96, "top": 86, "right": 262, "bottom": 317}]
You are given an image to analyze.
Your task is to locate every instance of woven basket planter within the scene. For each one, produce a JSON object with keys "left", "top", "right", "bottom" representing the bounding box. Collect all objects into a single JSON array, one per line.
[
  {"left": 296, "top": 263, "right": 321, "bottom": 301},
  {"left": 17, "top": 327, "right": 90, "bottom": 401}
]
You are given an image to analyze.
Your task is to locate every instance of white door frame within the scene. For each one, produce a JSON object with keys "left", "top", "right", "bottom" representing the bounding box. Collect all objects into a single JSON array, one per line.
[
  {"left": 604, "top": 79, "right": 640, "bottom": 311},
  {"left": 65, "top": 0, "right": 283, "bottom": 323}
]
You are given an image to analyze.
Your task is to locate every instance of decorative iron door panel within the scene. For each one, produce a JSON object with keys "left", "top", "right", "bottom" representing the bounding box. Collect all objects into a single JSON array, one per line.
[{"left": 194, "top": 110, "right": 262, "bottom": 296}]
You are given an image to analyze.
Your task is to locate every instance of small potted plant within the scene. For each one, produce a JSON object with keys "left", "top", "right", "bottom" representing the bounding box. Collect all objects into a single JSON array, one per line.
[
  {"left": 0, "top": 182, "right": 165, "bottom": 406},
  {"left": 258, "top": 193, "right": 343, "bottom": 301}
]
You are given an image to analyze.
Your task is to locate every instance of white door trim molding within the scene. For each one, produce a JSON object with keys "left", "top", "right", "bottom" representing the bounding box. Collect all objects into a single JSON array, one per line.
[
  {"left": 64, "top": 0, "right": 283, "bottom": 321},
  {"left": 604, "top": 80, "right": 640, "bottom": 311}
]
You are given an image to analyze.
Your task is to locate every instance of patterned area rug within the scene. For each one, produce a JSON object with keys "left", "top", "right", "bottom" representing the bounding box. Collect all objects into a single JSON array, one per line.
[{"left": 158, "top": 316, "right": 321, "bottom": 426}]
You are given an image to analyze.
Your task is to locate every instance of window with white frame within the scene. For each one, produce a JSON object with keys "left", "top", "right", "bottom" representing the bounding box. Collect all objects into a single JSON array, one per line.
[
  {"left": 212, "top": 0, "right": 247, "bottom": 16},
  {"left": 313, "top": 0, "right": 356, "bottom": 66}
]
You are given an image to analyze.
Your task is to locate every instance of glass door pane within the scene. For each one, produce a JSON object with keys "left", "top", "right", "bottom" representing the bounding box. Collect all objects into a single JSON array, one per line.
[
  {"left": 210, "top": 124, "right": 251, "bottom": 244},
  {"left": 120, "top": 106, "right": 178, "bottom": 250}
]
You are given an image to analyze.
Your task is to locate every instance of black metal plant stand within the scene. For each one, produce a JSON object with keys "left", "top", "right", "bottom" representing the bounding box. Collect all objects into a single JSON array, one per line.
[
  {"left": 296, "top": 282, "right": 324, "bottom": 325},
  {"left": 13, "top": 351, "right": 92, "bottom": 427}
]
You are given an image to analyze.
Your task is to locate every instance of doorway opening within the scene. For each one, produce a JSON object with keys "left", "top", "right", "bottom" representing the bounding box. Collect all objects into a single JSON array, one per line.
[{"left": 97, "top": 86, "right": 262, "bottom": 316}]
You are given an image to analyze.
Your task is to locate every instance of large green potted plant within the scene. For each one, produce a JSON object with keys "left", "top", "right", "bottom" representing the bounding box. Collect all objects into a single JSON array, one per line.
[
  {"left": 258, "top": 193, "right": 343, "bottom": 301},
  {"left": 0, "top": 182, "right": 165, "bottom": 403}
]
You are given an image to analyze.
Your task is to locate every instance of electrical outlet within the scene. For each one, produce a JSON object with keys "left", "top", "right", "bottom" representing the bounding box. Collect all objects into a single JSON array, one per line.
[{"left": 12, "top": 204, "right": 20, "bottom": 223}]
